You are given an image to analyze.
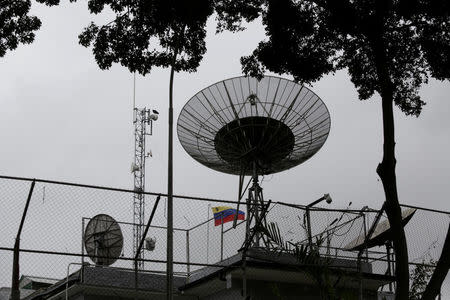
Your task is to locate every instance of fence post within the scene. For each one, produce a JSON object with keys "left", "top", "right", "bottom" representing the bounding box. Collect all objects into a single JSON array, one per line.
[
  {"left": 206, "top": 205, "right": 210, "bottom": 264},
  {"left": 221, "top": 215, "right": 224, "bottom": 261},
  {"left": 10, "top": 180, "right": 35, "bottom": 300},
  {"left": 81, "top": 218, "right": 85, "bottom": 284},
  {"left": 186, "top": 230, "right": 190, "bottom": 276},
  {"left": 357, "top": 252, "right": 363, "bottom": 300},
  {"left": 306, "top": 207, "right": 312, "bottom": 248},
  {"left": 81, "top": 218, "right": 84, "bottom": 263},
  {"left": 362, "top": 213, "right": 368, "bottom": 261}
]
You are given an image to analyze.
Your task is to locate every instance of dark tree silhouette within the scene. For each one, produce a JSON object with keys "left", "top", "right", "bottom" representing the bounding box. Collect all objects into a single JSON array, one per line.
[
  {"left": 78, "top": 1, "right": 213, "bottom": 74},
  {"left": 421, "top": 224, "right": 450, "bottom": 300},
  {"left": 77, "top": 1, "right": 214, "bottom": 298},
  {"left": 220, "top": 1, "right": 449, "bottom": 299},
  {"left": 1, "top": 0, "right": 39, "bottom": 57},
  {"left": 0, "top": 0, "right": 62, "bottom": 58}
]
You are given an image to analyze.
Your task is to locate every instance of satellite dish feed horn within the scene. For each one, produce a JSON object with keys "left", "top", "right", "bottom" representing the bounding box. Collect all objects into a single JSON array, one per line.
[
  {"left": 84, "top": 214, "right": 124, "bottom": 266},
  {"left": 131, "top": 163, "right": 140, "bottom": 173}
]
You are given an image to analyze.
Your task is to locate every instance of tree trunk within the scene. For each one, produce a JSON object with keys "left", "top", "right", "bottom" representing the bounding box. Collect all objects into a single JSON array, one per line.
[
  {"left": 421, "top": 224, "right": 450, "bottom": 300},
  {"left": 376, "top": 99, "right": 410, "bottom": 300},
  {"left": 372, "top": 38, "right": 410, "bottom": 300}
]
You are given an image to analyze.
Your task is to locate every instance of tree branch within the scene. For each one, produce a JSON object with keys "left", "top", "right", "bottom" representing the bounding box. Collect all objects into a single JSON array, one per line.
[{"left": 421, "top": 224, "right": 450, "bottom": 300}]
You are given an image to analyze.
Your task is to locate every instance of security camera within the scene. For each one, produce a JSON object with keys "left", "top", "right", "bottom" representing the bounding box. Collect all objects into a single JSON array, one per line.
[
  {"left": 152, "top": 109, "right": 159, "bottom": 114},
  {"left": 149, "top": 114, "right": 158, "bottom": 121},
  {"left": 324, "top": 193, "right": 332, "bottom": 204}
]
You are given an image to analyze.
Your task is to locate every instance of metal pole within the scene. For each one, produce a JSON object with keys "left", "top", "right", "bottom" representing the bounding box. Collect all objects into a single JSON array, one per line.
[
  {"left": 81, "top": 218, "right": 85, "bottom": 271},
  {"left": 135, "top": 195, "right": 161, "bottom": 260},
  {"left": 242, "top": 259, "right": 247, "bottom": 300},
  {"left": 305, "top": 194, "right": 329, "bottom": 249},
  {"left": 246, "top": 187, "right": 251, "bottom": 247},
  {"left": 252, "top": 163, "right": 260, "bottom": 247},
  {"left": 306, "top": 207, "right": 312, "bottom": 248},
  {"left": 362, "top": 213, "right": 368, "bottom": 261},
  {"left": 167, "top": 43, "right": 179, "bottom": 299},
  {"left": 10, "top": 180, "right": 35, "bottom": 300},
  {"left": 207, "top": 204, "right": 210, "bottom": 264},
  {"left": 134, "top": 259, "right": 138, "bottom": 300},
  {"left": 357, "top": 252, "right": 363, "bottom": 300},
  {"left": 355, "top": 205, "right": 385, "bottom": 299},
  {"left": 186, "top": 230, "right": 190, "bottom": 276},
  {"left": 386, "top": 242, "right": 393, "bottom": 292},
  {"left": 134, "top": 195, "right": 161, "bottom": 299},
  {"left": 221, "top": 215, "right": 224, "bottom": 261},
  {"left": 326, "top": 229, "right": 331, "bottom": 256}
]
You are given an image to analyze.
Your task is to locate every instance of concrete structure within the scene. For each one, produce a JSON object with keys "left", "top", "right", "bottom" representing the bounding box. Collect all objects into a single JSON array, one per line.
[
  {"left": 23, "top": 248, "right": 393, "bottom": 300},
  {"left": 0, "top": 276, "right": 58, "bottom": 300}
]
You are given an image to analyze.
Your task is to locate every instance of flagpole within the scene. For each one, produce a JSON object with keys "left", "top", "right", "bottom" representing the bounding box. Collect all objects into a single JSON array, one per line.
[
  {"left": 221, "top": 214, "right": 224, "bottom": 261},
  {"left": 207, "top": 204, "right": 210, "bottom": 264}
]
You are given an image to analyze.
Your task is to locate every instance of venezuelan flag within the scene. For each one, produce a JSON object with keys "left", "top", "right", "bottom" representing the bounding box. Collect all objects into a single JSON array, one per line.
[{"left": 212, "top": 206, "right": 245, "bottom": 226}]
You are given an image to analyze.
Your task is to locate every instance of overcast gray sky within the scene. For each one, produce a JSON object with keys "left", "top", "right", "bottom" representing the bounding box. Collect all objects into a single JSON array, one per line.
[
  {"left": 1, "top": 1, "right": 448, "bottom": 211},
  {"left": 0, "top": 0, "right": 449, "bottom": 292}
]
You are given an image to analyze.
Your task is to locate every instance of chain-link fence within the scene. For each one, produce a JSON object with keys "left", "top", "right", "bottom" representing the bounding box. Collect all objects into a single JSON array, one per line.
[{"left": 0, "top": 175, "right": 448, "bottom": 299}]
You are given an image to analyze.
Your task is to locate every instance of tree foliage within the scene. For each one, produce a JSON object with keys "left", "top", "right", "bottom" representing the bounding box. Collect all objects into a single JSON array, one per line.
[
  {"left": 77, "top": 0, "right": 217, "bottom": 75},
  {"left": 409, "top": 260, "right": 435, "bottom": 300},
  {"left": 0, "top": 0, "right": 62, "bottom": 58},
  {"left": 265, "top": 221, "right": 347, "bottom": 299},
  {"left": 76, "top": 3, "right": 220, "bottom": 297},
  {"left": 218, "top": 1, "right": 450, "bottom": 299},
  {"left": 0, "top": 0, "right": 41, "bottom": 57},
  {"left": 215, "top": 0, "right": 264, "bottom": 32},
  {"left": 235, "top": 0, "right": 449, "bottom": 116}
]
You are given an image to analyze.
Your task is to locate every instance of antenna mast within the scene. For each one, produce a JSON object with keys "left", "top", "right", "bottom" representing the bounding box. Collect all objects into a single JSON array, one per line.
[
  {"left": 132, "top": 78, "right": 158, "bottom": 269},
  {"left": 132, "top": 108, "right": 147, "bottom": 269}
]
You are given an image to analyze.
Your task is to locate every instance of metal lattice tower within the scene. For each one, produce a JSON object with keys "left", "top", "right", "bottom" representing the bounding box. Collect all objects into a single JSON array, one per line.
[{"left": 132, "top": 107, "right": 155, "bottom": 269}]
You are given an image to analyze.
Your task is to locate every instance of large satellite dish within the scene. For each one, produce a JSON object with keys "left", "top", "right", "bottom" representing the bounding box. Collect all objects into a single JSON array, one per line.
[
  {"left": 177, "top": 75, "right": 331, "bottom": 176},
  {"left": 177, "top": 75, "right": 331, "bottom": 249},
  {"left": 84, "top": 214, "right": 123, "bottom": 266}
]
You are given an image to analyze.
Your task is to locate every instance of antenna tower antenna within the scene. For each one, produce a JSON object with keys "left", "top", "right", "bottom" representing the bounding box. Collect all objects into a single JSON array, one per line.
[{"left": 132, "top": 78, "right": 158, "bottom": 270}]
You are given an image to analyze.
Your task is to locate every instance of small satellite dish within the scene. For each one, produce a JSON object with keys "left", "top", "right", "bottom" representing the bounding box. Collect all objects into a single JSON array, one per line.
[
  {"left": 84, "top": 214, "right": 123, "bottom": 266},
  {"left": 345, "top": 208, "right": 416, "bottom": 251},
  {"left": 145, "top": 237, "right": 156, "bottom": 251}
]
